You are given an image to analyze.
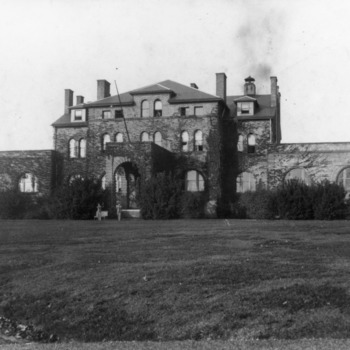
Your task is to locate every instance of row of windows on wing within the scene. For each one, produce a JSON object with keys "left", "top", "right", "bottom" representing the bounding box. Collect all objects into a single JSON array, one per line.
[
  {"left": 69, "top": 170, "right": 205, "bottom": 193},
  {"left": 237, "top": 134, "right": 256, "bottom": 153},
  {"left": 237, "top": 167, "right": 350, "bottom": 193},
  {"left": 100, "top": 130, "right": 204, "bottom": 152}
]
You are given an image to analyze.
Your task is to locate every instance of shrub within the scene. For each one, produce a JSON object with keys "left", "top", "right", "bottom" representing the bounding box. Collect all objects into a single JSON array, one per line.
[
  {"left": 139, "top": 173, "right": 182, "bottom": 219},
  {"left": 0, "top": 190, "right": 33, "bottom": 219},
  {"left": 180, "top": 192, "right": 206, "bottom": 219},
  {"left": 276, "top": 180, "right": 314, "bottom": 220},
  {"left": 48, "top": 178, "right": 107, "bottom": 220},
  {"left": 234, "top": 189, "right": 277, "bottom": 219}
]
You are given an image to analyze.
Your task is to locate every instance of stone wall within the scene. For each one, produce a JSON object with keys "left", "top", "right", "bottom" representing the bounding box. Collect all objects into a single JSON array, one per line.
[{"left": 0, "top": 150, "right": 58, "bottom": 195}]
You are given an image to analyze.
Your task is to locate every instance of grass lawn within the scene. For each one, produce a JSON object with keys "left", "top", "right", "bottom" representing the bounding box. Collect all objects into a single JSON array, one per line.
[{"left": 1, "top": 219, "right": 350, "bottom": 345}]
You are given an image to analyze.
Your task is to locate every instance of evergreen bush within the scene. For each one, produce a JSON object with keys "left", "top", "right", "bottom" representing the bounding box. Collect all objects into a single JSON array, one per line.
[
  {"left": 139, "top": 173, "right": 182, "bottom": 219},
  {"left": 180, "top": 192, "right": 206, "bottom": 218},
  {"left": 0, "top": 190, "right": 33, "bottom": 219}
]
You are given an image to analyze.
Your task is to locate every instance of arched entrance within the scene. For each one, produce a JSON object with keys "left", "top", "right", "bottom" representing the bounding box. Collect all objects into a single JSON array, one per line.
[{"left": 115, "top": 162, "right": 140, "bottom": 209}]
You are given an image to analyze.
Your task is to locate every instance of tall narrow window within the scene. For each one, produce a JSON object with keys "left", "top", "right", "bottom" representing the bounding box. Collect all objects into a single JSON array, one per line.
[
  {"left": 19, "top": 173, "right": 38, "bottom": 193},
  {"left": 181, "top": 131, "right": 189, "bottom": 152},
  {"left": 236, "top": 172, "right": 256, "bottom": 193},
  {"left": 69, "top": 139, "right": 77, "bottom": 158},
  {"left": 194, "top": 130, "right": 203, "bottom": 151},
  {"left": 141, "top": 132, "right": 149, "bottom": 142},
  {"left": 337, "top": 167, "right": 350, "bottom": 193},
  {"left": 101, "top": 174, "right": 106, "bottom": 190},
  {"left": 237, "top": 134, "right": 244, "bottom": 152},
  {"left": 141, "top": 100, "right": 149, "bottom": 118},
  {"left": 154, "top": 100, "right": 162, "bottom": 117},
  {"left": 247, "top": 134, "right": 256, "bottom": 153},
  {"left": 285, "top": 168, "right": 311, "bottom": 185},
  {"left": 115, "top": 133, "right": 123, "bottom": 143},
  {"left": 154, "top": 131, "right": 162, "bottom": 146},
  {"left": 185, "top": 170, "right": 205, "bottom": 192},
  {"left": 79, "top": 139, "right": 86, "bottom": 158},
  {"left": 102, "top": 134, "right": 110, "bottom": 151}
]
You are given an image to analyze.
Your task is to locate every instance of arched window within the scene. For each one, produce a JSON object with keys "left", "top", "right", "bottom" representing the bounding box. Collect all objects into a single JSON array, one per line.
[
  {"left": 115, "top": 133, "right": 123, "bottom": 143},
  {"left": 185, "top": 170, "right": 205, "bottom": 192},
  {"left": 141, "top": 100, "right": 149, "bottom": 118},
  {"left": 115, "top": 167, "right": 125, "bottom": 193},
  {"left": 181, "top": 131, "right": 189, "bottom": 152},
  {"left": 69, "top": 139, "right": 77, "bottom": 158},
  {"left": 141, "top": 132, "right": 149, "bottom": 142},
  {"left": 337, "top": 167, "right": 350, "bottom": 192},
  {"left": 101, "top": 174, "right": 106, "bottom": 190},
  {"left": 236, "top": 172, "right": 256, "bottom": 193},
  {"left": 247, "top": 134, "right": 256, "bottom": 153},
  {"left": 79, "top": 139, "right": 86, "bottom": 158},
  {"left": 285, "top": 168, "right": 311, "bottom": 185},
  {"left": 102, "top": 134, "right": 110, "bottom": 151},
  {"left": 154, "top": 131, "right": 162, "bottom": 146},
  {"left": 68, "top": 174, "right": 83, "bottom": 185},
  {"left": 154, "top": 100, "right": 162, "bottom": 117},
  {"left": 237, "top": 134, "right": 244, "bottom": 152},
  {"left": 19, "top": 173, "right": 38, "bottom": 193},
  {"left": 194, "top": 130, "right": 203, "bottom": 151}
]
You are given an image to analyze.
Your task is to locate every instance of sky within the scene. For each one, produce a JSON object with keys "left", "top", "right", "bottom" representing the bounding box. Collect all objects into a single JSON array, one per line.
[{"left": 1, "top": 0, "right": 350, "bottom": 151}]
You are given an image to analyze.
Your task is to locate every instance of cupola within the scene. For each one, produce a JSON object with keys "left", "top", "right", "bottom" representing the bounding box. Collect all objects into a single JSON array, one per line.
[{"left": 244, "top": 76, "right": 256, "bottom": 96}]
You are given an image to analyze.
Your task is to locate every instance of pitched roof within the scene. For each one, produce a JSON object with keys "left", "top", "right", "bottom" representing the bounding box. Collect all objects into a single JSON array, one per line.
[
  {"left": 227, "top": 94, "right": 276, "bottom": 119},
  {"left": 51, "top": 114, "right": 88, "bottom": 127},
  {"left": 52, "top": 79, "right": 222, "bottom": 126}
]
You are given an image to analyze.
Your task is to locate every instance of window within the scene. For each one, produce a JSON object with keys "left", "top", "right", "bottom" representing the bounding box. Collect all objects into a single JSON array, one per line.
[
  {"left": 236, "top": 172, "right": 256, "bottom": 193},
  {"left": 337, "top": 167, "right": 350, "bottom": 193},
  {"left": 185, "top": 170, "right": 205, "bottom": 192},
  {"left": 79, "top": 139, "right": 86, "bottom": 158},
  {"left": 247, "top": 134, "right": 256, "bottom": 153},
  {"left": 141, "top": 100, "right": 149, "bottom": 118},
  {"left": 115, "top": 167, "right": 125, "bottom": 193},
  {"left": 194, "top": 106, "right": 203, "bottom": 116},
  {"left": 68, "top": 174, "right": 83, "bottom": 185},
  {"left": 194, "top": 130, "right": 203, "bottom": 151},
  {"left": 74, "top": 110, "right": 82, "bottom": 121},
  {"left": 19, "top": 173, "right": 38, "bottom": 193},
  {"left": 102, "top": 111, "right": 111, "bottom": 119},
  {"left": 238, "top": 102, "right": 254, "bottom": 116},
  {"left": 237, "top": 134, "right": 244, "bottom": 152},
  {"left": 154, "top": 100, "right": 162, "bottom": 117},
  {"left": 115, "top": 110, "right": 124, "bottom": 118},
  {"left": 181, "top": 131, "right": 189, "bottom": 151},
  {"left": 115, "top": 133, "right": 123, "bottom": 143},
  {"left": 180, "top": 107, "right": 188, "bottom": 116},
  {"left": 69, "top": 139, "right": 77, "bottom": 158},
  {"left": 101, "top": 174, "right": 106, "bottom": 190},
  {"left": 102, "top": 134, "right": 110, "bottom": 151},
  {"left": 154, "top": 131, "right": 162, "bottom": 146},
  {"left": 285, "top": 168, "right": 311, "bottom": 185},
  {"left": 141, "top": 132, "right": 149, "bottom": 142}
]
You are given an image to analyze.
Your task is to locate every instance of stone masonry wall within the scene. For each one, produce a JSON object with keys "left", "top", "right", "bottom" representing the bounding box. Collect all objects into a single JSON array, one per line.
[{"left": 0, "top": 150, "right": 57, "bottom": 195}]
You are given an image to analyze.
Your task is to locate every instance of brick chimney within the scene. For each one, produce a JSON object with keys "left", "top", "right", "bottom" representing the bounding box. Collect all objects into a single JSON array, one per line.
[
  {"left": 216, "top": 73, "right": 227, "bottom": 103},
  {"left": 76, "top": 95, "right": 84, "bottom": 105},
  {"left": 64, "top": 89, "right": 73, "bottom": 114},
  {"left": 97, "top": 80, "right": 111, "bottom": 100},
  {"left": 270, "top": 76, "right": 278, "bottom": 107},
  {"left": 190, "top": 83, "right": 198, "bottom": 89}
]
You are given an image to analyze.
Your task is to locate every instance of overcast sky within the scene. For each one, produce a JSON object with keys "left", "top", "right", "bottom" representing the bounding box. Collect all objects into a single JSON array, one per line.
[{"left": 1, "top": 0, "right": 350, "bottom": 151}]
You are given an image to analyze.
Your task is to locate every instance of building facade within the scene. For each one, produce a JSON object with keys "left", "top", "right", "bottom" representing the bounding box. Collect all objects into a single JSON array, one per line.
[{"left": 1, "top": 73, "right": 350, "bottom": 216}]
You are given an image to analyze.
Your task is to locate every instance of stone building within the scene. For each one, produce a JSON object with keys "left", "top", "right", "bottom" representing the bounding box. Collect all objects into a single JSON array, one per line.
[{"left": 1, "top": 72, "right": 350, "bottom": 216}]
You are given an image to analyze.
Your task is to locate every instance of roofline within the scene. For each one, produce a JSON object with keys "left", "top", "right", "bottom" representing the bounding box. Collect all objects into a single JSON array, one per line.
[
  {"left": 83, "top": 101, "right": 135, "bottom": 108},
  {"left": 169, "top": 97, "right": 222, "bottom": 104},
  {"left": 237, "top": 116, "right": 274, "bottom": 121},
  {"left": 52, "top": 122, "right": 88, "bottom": 128},
  {"left": 130, "top": 89, "right": 174, "bottom": 96}
]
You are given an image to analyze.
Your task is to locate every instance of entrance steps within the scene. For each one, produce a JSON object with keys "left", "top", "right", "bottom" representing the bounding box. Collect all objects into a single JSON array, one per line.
[{"left": 122, "top": 209, "right": 141, "bottom": 219}]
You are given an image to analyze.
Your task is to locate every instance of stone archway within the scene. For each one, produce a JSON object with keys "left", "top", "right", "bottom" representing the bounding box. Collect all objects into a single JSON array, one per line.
[{"left": 115, "top": 162, "right": 140, "bottom": 209}]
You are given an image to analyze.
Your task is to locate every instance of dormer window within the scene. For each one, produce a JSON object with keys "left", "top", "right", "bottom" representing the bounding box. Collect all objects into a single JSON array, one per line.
[
  {"left": 74, "top": 110, "right": 82, "bottom": 121},
  {"left": 238, "top": 102, "right": 254, "bottom": 116}
]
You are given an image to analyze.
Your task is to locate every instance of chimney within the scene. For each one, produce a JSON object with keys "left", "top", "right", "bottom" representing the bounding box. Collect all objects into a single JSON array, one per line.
[
  {"left": 270, "top": 76, "right": 278, "bottom": 107},
  {"left": 64, "top": 89, "right": 73, "bottom": 114},
  {"left": 97, "top": 80, "right": 111, "bottom": 100},
  {"left": 216, "top": 73, "right": 227, "bottom": 103},
  {"left": 190, "top": 83, "right": 198, "bottom": 89},
  {"left": 76, "top": 95, "right": 84, "bottom": 105}
]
